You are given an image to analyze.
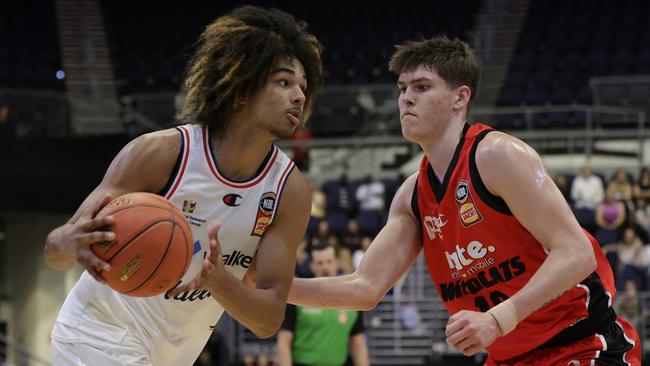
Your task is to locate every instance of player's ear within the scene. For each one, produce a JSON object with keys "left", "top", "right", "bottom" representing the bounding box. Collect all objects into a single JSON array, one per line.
[{"left": 454, "top": 86, "right": 471, "bottom": 109}]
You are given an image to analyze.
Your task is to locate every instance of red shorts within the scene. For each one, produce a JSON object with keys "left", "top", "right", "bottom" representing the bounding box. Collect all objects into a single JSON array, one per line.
[{"left": 485, "top": 317, "right": 641, "bottom": 366}]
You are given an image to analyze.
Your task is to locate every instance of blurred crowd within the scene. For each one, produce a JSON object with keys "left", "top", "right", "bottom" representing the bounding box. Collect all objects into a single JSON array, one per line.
[{"left": 556, "top": 165, "right": 650, "bottom": 330}]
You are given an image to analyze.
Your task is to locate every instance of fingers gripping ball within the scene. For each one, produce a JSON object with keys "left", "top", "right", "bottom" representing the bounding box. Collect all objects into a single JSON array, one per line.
[{"left": 92, "top": 192, "right": 193, "bottom": 297}]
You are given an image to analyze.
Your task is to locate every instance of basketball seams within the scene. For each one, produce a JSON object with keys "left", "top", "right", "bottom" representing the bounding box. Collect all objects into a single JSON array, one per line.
[
  {"left": 124, "top": 222, "right": 176, "bottom": 294},
  {"left": 99, "top": 219, "right": 176, "bottom": 265}
]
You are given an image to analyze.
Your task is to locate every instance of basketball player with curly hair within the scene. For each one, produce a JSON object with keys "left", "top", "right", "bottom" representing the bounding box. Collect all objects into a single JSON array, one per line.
[{"left": 44, "top": 6, "right": 323, "bottom": 365}]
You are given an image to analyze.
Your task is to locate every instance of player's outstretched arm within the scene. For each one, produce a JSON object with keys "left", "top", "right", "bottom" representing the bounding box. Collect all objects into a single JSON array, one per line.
[
  {"left": 288, "top": 174, "right": 422, "bottom": 311},
  {"left": 43, "top": 129, "right": 181, "bottom": 278},
  {"left": 477, "top": 132, "right": 596, "bottom": 321},
  {"left": 445, "top": 132, "right": 597, "bottom": 355}
]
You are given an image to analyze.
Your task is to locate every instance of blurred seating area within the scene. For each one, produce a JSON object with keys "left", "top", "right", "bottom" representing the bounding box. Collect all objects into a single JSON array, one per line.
[
  {"left": 0, "top": 0, "right": 63, "bottom": 90},
  {"left": 100, "top": 0, "right": 480, "bottom": 94},
  {"left": 498, "top": 0, "right": 650, "bottom": 108}
]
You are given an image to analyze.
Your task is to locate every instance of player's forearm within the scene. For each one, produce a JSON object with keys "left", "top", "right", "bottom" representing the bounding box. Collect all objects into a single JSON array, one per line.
[
  {"left": 43, "top": 225, "right": 76, "bottom": 271},
  {"left": 350, "top": 340, "right": 370, "bottom": 366},
  {"left": 276, "top": 341, "right": 292, "bottom": 366},
  {"left": 509, "top": 241, "right": 596, "bottom": 322},
  {"left": 209, "top": 272, "right": 287, "bottom": 338},
  {"left": 288, "top": 274, "right": 380, "bottom": 310}
]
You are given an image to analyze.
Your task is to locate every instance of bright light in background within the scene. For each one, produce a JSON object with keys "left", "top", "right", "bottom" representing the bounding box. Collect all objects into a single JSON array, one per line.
[{"left": 56, "top": 70, "right": 65, "bottom": 80}]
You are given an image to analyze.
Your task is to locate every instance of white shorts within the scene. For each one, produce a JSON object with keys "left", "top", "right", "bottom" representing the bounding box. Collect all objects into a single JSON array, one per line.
[{"left": 51, "top": 322, "right": 153, "bottom": 366}]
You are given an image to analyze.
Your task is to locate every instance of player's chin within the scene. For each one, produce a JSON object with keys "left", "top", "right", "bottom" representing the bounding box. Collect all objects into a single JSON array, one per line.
[{"left": 271, "top": 126, "right": 295, "bottom": 139}]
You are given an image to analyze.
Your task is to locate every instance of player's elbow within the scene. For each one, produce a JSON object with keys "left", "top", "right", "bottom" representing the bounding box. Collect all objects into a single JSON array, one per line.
[
  {"left": 356, "top": 279, "right": 384, "bottom": 311},
  {"left": 252, "top": 314, "right": 284, "bottom": 339},
  {"left": 253, "top": 323, "right": 281, "bottom": 339},
  {"left": 575, "top": 238, "right": 597, "bottom": 278}
]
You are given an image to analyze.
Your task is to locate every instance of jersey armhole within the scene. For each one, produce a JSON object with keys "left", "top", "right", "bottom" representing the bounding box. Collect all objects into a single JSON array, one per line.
[
  {"left": 271, "top": 161, "right": 296, "bottom": 223},
  {"left": 469, "top": 130, "right": 512, "bottom": 215},
  {"left": 159, "top": 127, "right": 187, "bottom": 198},
  {"left": 410, "top": 176, "right": 423, "bottom": 246}
]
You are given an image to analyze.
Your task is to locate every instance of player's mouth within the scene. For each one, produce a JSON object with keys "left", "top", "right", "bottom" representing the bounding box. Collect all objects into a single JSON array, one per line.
[
  {"left": 401, "top": 111, "right": 417, "bottom": 121},
  {"left": 286, "top": 109, "right": 302, "bottom": 125}
]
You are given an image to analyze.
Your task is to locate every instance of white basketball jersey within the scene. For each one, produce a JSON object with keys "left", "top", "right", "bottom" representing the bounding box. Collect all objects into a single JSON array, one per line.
[{"left": 52, "top": 124, "right": 295, "bottom": 365}]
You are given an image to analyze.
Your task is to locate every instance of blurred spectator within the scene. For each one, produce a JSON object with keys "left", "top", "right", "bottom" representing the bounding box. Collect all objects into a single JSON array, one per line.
[
  {"left": 291, "top": 127, "right": 313, "bottom": 171},
  {"left": 339, "top": 219, "right": 363, "bottom": 273},
  {"left": 307, "top": 181, "right": 327, "bottom": 239},
  {"left": 356, "top": 87, "right": 376, "bottom": 133},
  {"left": 634, "top": 198, "right": 650, "bottom": 239},
  {"left": 311, "top": 183, "right": 326, "bottom": 220},
  {"left": 607, "top": 168, "right": 633, "bottom": 204},
  {"left": 571, "top": 166, "right": 604, "bottom": 232},
  {"left": 571, "top": 166, "right": 605, "bottom": 208},
  {"left": 602, "top": 227, "right": 650, "bottom": 292},
  {"left": 356, "top": 87, "right": 377, "bottom": 114},
  {"left": 243, "top": 353, "right": 272, "bottom": 366},
  {"left": 277, "top": 244, "right": 369, "bottom": 366},
  {"left": 594, "top": 190, "right": 627, "bottom": 245},
  {"left": 616, "top": 292, "right": 641, "bottom": 331},
  {"left": 386, "top": 173, "right": 406, "bottom": 204},
  {"left": 553, "top": 173, "right": 572, "bottom": 204},
  {"left": 336, "top": 174, "right": 356, "bottom": 218},
  {"left": 342, "top": 219, "right": 363, "bottom": 253},
  {"left": 352, "top": 236, "right": 373, "bottom": 271},
  {"left": 355, "top": 175, "right": 386, "bottom": 236},
  {"left": 633, "top": 167, "right": 650, "bottom": 203},
  {"left": 295, "top": 239, "right": 313, "bottom": 278},
  {"left": 310, "top": 219, "right": 333, "bottom": 249}
]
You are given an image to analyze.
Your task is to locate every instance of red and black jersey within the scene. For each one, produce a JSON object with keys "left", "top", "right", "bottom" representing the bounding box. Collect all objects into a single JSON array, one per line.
[{"left": 412, "top": 123, "right": 616, "bottom": 361}]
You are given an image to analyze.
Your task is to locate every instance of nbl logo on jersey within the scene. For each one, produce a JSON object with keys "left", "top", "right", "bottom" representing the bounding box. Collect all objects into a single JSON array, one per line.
[
  {"left": 251, "top": 192, "right": 276, "bottom": 237},
  {"left": 455, "top": 180, "right": 482, "bottom": 227}
]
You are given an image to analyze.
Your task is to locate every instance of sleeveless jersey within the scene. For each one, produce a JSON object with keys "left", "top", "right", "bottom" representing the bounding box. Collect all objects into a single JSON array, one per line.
[
  {"left": 53, "top": 124, "right": 295, "bottom": 365},
  {"left": 413, "top": 123, "right": 616, "bottom": 361}
]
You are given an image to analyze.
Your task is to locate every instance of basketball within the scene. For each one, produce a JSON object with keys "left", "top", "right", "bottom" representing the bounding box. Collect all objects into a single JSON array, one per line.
[{"left": 91, "top": 192, "right": 193, "bottom": 297}]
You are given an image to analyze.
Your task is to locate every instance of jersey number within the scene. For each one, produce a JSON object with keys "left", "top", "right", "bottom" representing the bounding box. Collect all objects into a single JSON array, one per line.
[{"left": 474, "top": 290, "right": 509, "bottom": 312}]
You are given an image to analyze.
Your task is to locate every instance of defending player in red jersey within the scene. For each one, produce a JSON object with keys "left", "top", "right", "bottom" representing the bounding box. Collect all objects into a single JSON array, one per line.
[{"left": 288, "top": 36, "right": 641, "bottom": 365}]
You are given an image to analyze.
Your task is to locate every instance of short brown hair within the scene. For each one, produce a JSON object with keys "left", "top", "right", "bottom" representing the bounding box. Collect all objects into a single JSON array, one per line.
[
  {"left": 178, "top": 6, "right": 323, "bottom": 136},
  {"left": 389, "top": 36, "right": 479, "bottom": 105}
]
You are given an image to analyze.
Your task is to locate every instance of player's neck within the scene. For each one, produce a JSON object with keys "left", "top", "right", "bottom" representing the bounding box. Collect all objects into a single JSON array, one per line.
[
  {"left": 210, "top": 124, "right": 274, "bottom": 182},
  {"left": 422, "top": 120, "right": 466, "bottom": 181}
]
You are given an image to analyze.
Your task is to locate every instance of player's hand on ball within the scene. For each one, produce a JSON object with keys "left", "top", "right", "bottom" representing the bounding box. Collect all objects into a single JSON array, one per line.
[
  {"left": 169, "top": 222, "right": 225, "bottom": 295},
  {"left": 445, "top": 310, "right": 501, "bottom": 356},
  {"left": 64, "top": 194, "right": 115, "bottom": 282}
]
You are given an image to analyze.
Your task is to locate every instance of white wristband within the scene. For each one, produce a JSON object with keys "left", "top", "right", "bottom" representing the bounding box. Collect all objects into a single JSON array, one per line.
[{"left": 487, "top": 299, "right": 518, "bottom": 336}]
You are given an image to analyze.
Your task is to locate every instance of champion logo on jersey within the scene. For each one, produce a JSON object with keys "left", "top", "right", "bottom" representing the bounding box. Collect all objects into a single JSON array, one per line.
[
  {"left": 182, "top": 200, "right": 197, "bottom": 213},
  {"left": 455, "top": 180, "right": 482, "bottom": 227},
  {"left": 251, "top": 192, "right": 276, "bottom": 237},
  {"left": 223, "top": 193, "right": 243, "bottom": 207}
]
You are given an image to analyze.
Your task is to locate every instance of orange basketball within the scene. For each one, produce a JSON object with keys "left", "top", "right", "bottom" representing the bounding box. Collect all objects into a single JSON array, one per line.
[{"left": 92, "top": 192, "right": 193, "bottom": 297}]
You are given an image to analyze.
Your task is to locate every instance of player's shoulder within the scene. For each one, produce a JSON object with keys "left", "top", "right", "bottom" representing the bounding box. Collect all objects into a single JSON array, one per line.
[
  {"left": 475, "top": 130, "right": 539, "bottom": 166},
  {"left": 389, "top": 172, "right": 419, "bottom": 214},
  {"left": 126, "top": 128, "right": 182, "bottom": 160},
  {"left": 282, "top": 168, "right": 312, "bottom": 200},
  {"left": 133, "top": 127, "right": 182, "bottom": 147}
]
